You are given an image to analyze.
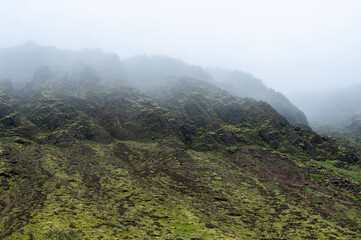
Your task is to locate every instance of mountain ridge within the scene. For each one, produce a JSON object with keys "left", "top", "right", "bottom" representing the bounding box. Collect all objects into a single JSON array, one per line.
[{"left": 0, "top": 42, "right": 308, "bottom": 126}]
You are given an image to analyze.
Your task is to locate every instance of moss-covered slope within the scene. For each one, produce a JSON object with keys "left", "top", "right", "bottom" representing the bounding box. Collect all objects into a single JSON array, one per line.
[{"left": 0, "top": 70, "right": 360, "bottom": 239}]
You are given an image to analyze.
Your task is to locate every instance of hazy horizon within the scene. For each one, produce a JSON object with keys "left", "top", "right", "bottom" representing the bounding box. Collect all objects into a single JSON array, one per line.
[{"left": 1, "top": 0, "right": 361, "bottom": 94}]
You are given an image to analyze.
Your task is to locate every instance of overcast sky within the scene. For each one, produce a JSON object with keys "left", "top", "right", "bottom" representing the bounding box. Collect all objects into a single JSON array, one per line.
[{"left": 1, "top": 0, "right": 361, "bottom": 93}]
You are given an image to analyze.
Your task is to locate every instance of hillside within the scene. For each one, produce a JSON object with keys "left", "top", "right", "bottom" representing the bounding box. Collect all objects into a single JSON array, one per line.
[
  {"left": 316, "top": 113, "right": 361, "bottom": 162},
  {"left": 122, "top": 55, "right": 309, "bottom": 126},
  {"left": 207, "top": 67, "right": 309, "bottom": 126},
  {"left": 0, "top": 42, "right": 310, "bottom": 126},
  {"left": 0, "top": 42, "right": 308, "bottom": 126},
  {"left": 0, "top": 60, "right": 360, "bottom": 239}
]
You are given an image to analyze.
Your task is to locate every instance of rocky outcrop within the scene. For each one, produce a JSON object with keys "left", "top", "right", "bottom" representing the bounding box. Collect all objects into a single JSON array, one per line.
[{"left": 207, "top": 68, "right": 309, "bottom": 126}]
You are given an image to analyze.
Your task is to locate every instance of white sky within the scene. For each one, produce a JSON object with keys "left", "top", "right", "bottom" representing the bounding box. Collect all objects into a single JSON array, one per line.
[{"left": 1, "top": 0, "right": 361, "bottom": 93}]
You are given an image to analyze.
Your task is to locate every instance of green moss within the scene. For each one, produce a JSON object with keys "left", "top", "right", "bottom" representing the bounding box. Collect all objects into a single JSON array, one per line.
[
  {"left": 0, "top": 73, "right": 361, "bottom": 239},
  {"left": 224, "top": 146, "right": 238, "bottom": 153},
  {"left": 309, "top": 159, "right": 361, "bottom": 182},
  {"left": 0, "top": 139, "right": 361, "bottom": 239},
  {"left": 310, "top": 174, "right": 325, "bottom": 180}
]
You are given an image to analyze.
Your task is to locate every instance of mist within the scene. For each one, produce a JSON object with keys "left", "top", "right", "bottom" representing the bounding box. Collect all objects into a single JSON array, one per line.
[
  {"left": 3, "top": 1, "right": 361, "bottom": 237},
  {"left": 1, "top": 0, "right": 361, "bottom": 128},
  {"left": 2, "top": 0, "right": 361, "bottom": 92}
]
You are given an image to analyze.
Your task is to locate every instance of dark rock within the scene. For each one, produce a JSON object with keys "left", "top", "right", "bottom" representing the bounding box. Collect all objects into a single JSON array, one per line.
[
  {"left": 0, "top": 173, "right": 10, "bottom": 178},
  {"left": 310, "top": 135, "right": 324, "bottom": 145},
  {"left": 1, "top": 115, "right": 17, "bottom": 127},
  {"left": 14, "top": 139, "right": 31, "bottom": 145},
  {"left": 27, "top": 101, "right": 77, "bottom": 131},
  {"left": 113, "top": 142, "right": 133, "bottom": 160},
  {"left": 48, "top": 131, "right": 75, "bottom": 147},
  {"left": 179, "top": 125, "right": 194, "bottom": 144},
  {"left": 258, "top": 127, "right": 281, "bottom": 149},
  {"left": 339, "top": 152, "right": 359, "bottom": 164},
  {"left": 228, "top": 212, "right": 242, "bottom": 217},
  {"left": 205, "top": 223, "right": 216, "bottom": 229},
  {"left": 0, "top": 102, "right": 14, "bottom": 119},
  {"left": 15, "top": 125, "right": 39, "bottom": 139},
  {"left": 214, "top": 197, "right": 228, "bottom": 201},
  {"left": 85, "top": 125, "right": 113, "bottom": 144}
]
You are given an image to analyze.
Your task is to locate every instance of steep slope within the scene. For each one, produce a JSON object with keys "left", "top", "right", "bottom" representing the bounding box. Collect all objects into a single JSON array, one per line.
[
  {"left": 317, "top": 113, "right": 361, "bottom": 161},
  {"left": 207, "top": 67, "right": 309, "bottom": 126},
  {"left": 122, "top": 55, "right": 309, "bottom": 126},
  {"left": 0, "top": 65, "right": 361, "bottom": 239},
  {"left": 0, "top": 43, "right": 308, "bottom": 126}
]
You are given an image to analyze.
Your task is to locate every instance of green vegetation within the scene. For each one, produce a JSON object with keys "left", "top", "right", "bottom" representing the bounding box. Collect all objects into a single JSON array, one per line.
[
  {"left": 0, "top": 67, "right": 360, "bottom": 239},
  {"left": 224, "top": 146, "right": 238, "bottom": 153},
  {"left": 1, "top": 140, "right": 361, "bottom": 239},
  {"left": 310, "top": 173, "right": 325, "bottom": 180}
]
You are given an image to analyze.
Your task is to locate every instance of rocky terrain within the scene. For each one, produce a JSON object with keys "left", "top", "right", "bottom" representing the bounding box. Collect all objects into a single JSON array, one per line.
[
  {"left": 122, "top": 55, "right": 309, "bottom": 126},
  {"left": 0, "top": 44, "right": 360, "bottom": 239},
  {"left": 0, "top": 43, "right": 308, "bottom": 126}
]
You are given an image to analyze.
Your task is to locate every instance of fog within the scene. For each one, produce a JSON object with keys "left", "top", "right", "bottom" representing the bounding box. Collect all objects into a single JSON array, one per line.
[
  {"left": 1, "top": 0, "right": 361, "bottom": 128},
  {"left": 1, "top": 0, "right": 361, "bottom": 93}
]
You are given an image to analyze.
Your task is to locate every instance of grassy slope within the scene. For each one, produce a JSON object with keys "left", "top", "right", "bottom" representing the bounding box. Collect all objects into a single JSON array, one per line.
[
  {"left": 0, "top": 76, "right": 361, "bottom": 239},
  {"left": 1, "top": 139, "right": 361, "bottom": 239}
]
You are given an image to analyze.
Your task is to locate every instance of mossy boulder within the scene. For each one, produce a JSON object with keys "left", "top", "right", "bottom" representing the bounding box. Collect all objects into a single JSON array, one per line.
[{"left": 27, "top": 100, "right": 78, "bottom": 131}]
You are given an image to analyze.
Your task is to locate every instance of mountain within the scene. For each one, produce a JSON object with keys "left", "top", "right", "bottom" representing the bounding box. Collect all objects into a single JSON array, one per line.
[
  {"left": 0, "top": 44, "right": 360, "bottom": 239},
  {"left": 122, "top": 55, "right": 309, "bottom": 126},
  {"left": 0, "top": 43, "right": 309, "bottom": 126},
  {"left": 207, "top": 67, "right": 309, "bottom": 126},
  {"left": 290, "top": 85, "right": 361, "bottom": 161}
]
